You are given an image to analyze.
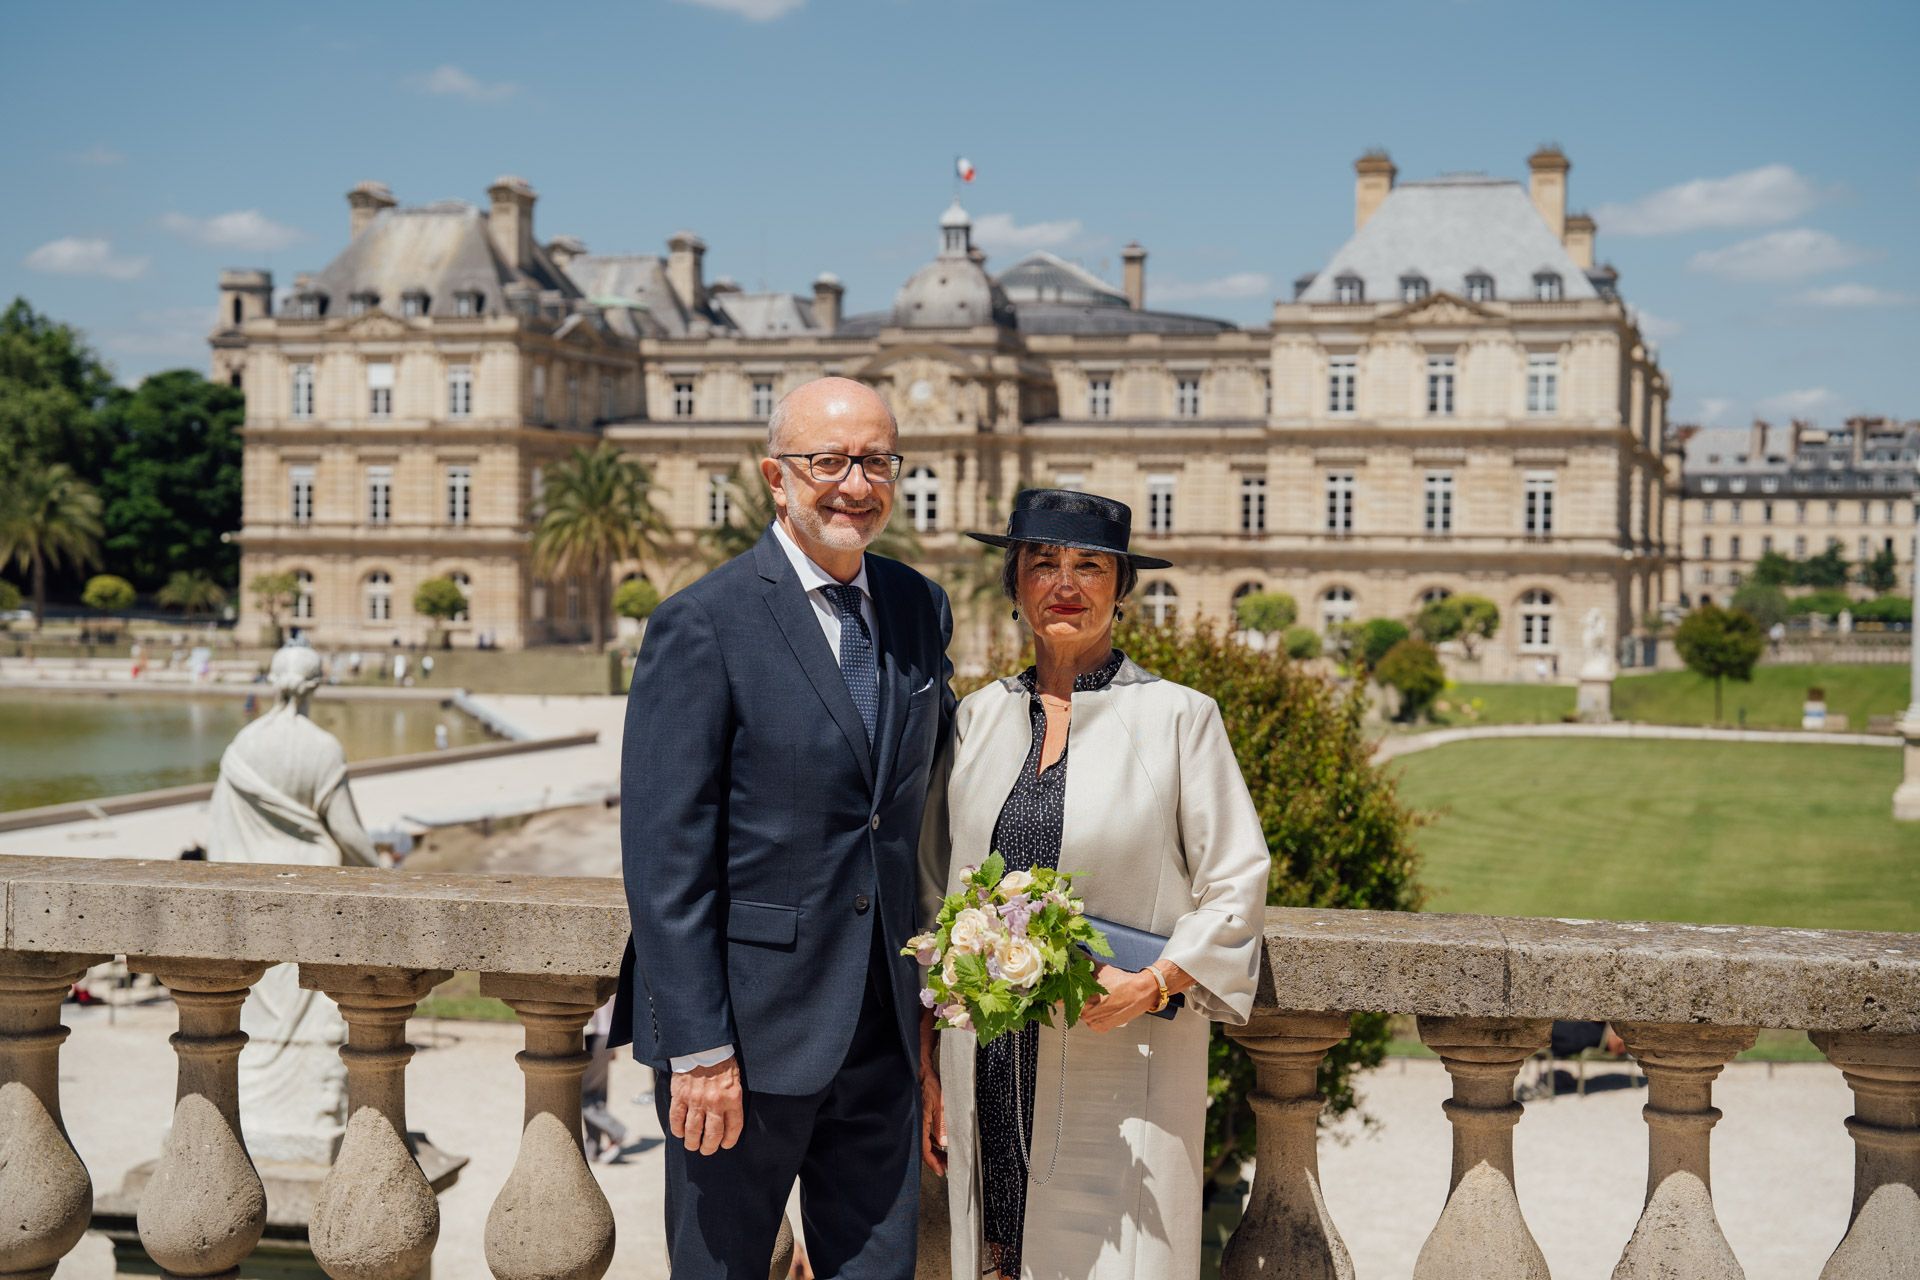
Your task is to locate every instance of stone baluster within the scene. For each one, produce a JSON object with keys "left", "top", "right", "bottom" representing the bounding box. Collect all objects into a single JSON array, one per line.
[
  {"left": 1808, "top": 1031, "right": 1920, "bottom": 1279},
  {"left": 1220, "top": 1009, "right": 1355, "bottom": 1280},
  {"left": 299, "top": 965, "right": 451, "bottom": 1280},
  {"left": 131, "top": 957, "right": 272, "bottom": 1280},
  {"left": 0, "top": 951, "right": 107, "bottom": 1280},
  {"left": 1412, "top": 1016, "right": 1552, "bottom": 1280},
  {"left": 1611, "top": 1022, "right": 1758, "bottom": 1280},
  {"left": 479, "top": 973, "right": 618, "bottom": 1280}
]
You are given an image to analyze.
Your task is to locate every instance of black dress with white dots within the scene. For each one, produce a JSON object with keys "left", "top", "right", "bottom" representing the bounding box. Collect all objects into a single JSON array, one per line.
[{"left": 975, "top": 649, "right": 1125, "bottom": 1278}]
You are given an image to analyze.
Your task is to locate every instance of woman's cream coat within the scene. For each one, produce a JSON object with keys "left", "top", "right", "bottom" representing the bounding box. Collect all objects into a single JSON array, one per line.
[{"left": 918, "top": 657, "right": 1270, "bottom": 1280}]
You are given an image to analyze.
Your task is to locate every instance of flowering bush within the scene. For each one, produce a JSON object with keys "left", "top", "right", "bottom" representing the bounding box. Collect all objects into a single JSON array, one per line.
[{"left": 905, "top": 852, "right": 1110, "bottom": 1045}]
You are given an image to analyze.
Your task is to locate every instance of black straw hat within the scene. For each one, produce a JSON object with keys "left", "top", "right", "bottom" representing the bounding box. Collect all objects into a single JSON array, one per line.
[{"left": 963, "top": 488, "right": 1173, "bottom": 570}]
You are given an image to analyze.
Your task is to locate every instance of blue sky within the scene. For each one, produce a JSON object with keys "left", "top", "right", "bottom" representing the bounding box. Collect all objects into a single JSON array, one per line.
[{"left": 3, "top": 0, "right": 1916, "bottom": 428}]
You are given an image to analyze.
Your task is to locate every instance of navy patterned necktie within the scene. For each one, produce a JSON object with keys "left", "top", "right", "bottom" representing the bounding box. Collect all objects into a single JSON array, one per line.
[{"left": 821, "top": 584, "right": 879, "bottom": 744}]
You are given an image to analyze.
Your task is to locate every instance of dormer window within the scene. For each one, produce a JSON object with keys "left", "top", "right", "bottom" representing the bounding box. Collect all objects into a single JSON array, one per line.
[
  {"left": 348, "top": 291, "right": 379, "bottom": 317},
  {"left": 402, "top": 290, "right": 430, "bottom": 318},
  {"left": 455, "top": 290, "right": 484, "bottom": 318},
  {"left": 1533, "top": 272, "right": 1563, "bottom": 302},
  {"left": 1334, "top": 274, "right": 1364, "bottom": 304},
  {"left": 1399, "top": 274, "right": 1429, "bottom": 303},
  {"left": 1465, "top": 273, "right": 1495, "bottom": 302},
  {"left": 293, "top": 292, "right": 328, "bottom": 320}
]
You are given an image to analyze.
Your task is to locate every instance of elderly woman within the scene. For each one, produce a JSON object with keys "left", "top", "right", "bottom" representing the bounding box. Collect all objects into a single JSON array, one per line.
[{"left": 918, "top": 489, "right": 1270, "bottom": 1280}]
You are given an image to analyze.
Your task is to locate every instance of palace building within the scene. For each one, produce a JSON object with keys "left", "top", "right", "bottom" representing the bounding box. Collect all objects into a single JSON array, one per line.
[{"left": 215, "top": 149, "right": 1677, "bottom": 676}]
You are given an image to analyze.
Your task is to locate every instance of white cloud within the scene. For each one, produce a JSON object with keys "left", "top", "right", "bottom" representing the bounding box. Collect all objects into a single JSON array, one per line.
[
  {"left": 1755, "top": 387, "right": 1841, "bottom": 418},
  {"left": 409, "top": 64, "right": 518, "bottom": 102},
  {"left": 1687, "top": 229, "right": 1871, "bottom": 282},
  {"left": 73, "top": 144, "right": 126, "bottom": 166},
  {"left": 1153, "top": 272, "right": 1273, "bottom": 303},
  {"left": 1791, "top": 283, "right": 1914, "bottom": 308},
  {"left": 100, "top": 307, "right": 218, "bottom": 360},
  {"left": 23, "top": 237, "right": 148, "bottom": 280},
  {"left": 160, "top": 210, "right": 304, "bottom": 253},
  {"left": 670, "top": 0, "right": 805, "bottom": 19},
  {"left": 1632, "top": 307, "right": 1683, "bottom": 340},
  {"left": 1694, "top": 397, "right": 1738, "bottom": 426},
  {"left": 1594, "top": 164, "right": 1831, "bottom": 236},
  {"left": 971, "top": 213, "right": 1086, "bottom": 256}
]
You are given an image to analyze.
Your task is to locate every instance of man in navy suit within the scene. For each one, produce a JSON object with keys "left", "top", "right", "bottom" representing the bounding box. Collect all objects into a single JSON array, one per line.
[{"left": 612, "top": 377, "right": 955, "bottom": 1278}]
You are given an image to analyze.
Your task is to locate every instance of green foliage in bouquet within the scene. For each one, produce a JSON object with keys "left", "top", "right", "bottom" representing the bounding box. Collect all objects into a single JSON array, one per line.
[{"left": 907, "top": 852, "right": 1111, "bottom": 1046}]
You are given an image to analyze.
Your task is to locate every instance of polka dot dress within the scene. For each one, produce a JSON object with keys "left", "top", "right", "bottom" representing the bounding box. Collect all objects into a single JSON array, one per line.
[{"left": 976, "top": 650, "right": 1125, "bottom": 1278}]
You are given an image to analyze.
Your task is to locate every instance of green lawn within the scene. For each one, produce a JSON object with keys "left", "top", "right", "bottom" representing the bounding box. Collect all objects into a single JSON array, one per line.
[
  {"left": 1432, "top": 682, "right": 1576, "bottom": 726},
  {"left": 1612, "top": 663, "right": 1907, "bottom": 730},
  {"left": 1392, "top": 738, "right": 1920, "bottom": 933}
]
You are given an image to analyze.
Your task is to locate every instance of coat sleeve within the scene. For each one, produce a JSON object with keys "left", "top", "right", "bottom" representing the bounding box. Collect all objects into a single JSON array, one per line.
[
  {"left": 1158, "top": 697, "right": 1271, "bottom": 1025},
  {"left": 620, "top": 590, "right": 738, "bottom": 1059},
  {"left": 916, "top": 584, "right": 960, "bottom": 930}
]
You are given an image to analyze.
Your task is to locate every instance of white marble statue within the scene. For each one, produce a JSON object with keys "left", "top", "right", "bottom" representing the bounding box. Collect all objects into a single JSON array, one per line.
[
  {"left": 207, "top": 642, "right": 376, "bottom": 1164},
  {"left": 1580, "top": 606, "right": 1616, "bottom": 679}
]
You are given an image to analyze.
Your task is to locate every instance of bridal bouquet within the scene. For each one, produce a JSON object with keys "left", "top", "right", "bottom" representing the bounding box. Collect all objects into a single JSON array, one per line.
[{"left": 904, "top": 853, "right": 1111, "bottom": 1045}]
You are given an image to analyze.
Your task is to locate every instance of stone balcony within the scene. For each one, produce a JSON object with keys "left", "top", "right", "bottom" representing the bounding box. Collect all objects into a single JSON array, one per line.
[{"left": 1, "top": 854, "right": 1915, "bottom": 1280}]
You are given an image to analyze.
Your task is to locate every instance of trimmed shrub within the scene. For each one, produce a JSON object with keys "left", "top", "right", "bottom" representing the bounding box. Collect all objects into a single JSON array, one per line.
[
  {"left": 1281, "top": 625, "right": 1322, "bottom": 660},
  {"left": 1353, "top": 618, "right": 1411, "bottom": 671},
  {"left": 613, "top": 577, "right": 662, "bottom": 622},
  {"left": 1376, "top": 638, "right": 1446, "bottom": 720},
  {"left": 1234, "top": 591, "right": 1297, "bottom": 635},
  {"left": 1729, "top": 583, "right": 1790, "bottom": 631},
  {"left": 81, "top": 574, "right": 135, "bottom": 614}
]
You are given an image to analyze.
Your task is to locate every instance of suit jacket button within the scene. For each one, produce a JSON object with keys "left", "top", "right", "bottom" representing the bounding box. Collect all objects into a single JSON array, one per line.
[
  {"left": 869, "top": 814, "right": 881, "bottom": 831},
  {"left": 854, "top": 895, "right": 871, "bottom": 914}
]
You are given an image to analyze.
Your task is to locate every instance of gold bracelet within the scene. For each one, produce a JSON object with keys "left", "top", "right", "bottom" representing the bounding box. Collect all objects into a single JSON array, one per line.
[{"left": 1146, "top": 963, "right": 1171, "bottom": 1014}]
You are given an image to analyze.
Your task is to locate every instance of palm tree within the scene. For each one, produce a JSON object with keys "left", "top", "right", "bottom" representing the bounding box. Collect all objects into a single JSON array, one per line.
[
  {"left": 532, "top": 445, "right": 668, "bottom": 649},
  {"left": 158, "top": 569, "right": 230, "bottom": 620},
  {"left": 0, "top": 463, "right": 103, "bottom": 630},
  {"left": 699, "top": 450, "right": 922, "bottom": 568}
]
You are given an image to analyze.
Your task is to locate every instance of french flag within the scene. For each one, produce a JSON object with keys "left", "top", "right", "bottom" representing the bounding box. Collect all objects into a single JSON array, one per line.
[{"left": 955, "top": 157, "right": 975, "bottom": 183}]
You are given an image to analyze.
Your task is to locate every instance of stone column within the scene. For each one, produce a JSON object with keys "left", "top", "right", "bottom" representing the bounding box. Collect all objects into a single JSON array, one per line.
[
  {"left": 1220, "top": 1010, "right": 1354, "bottom": 1280},
  {"left": 1611, "top": 1022, "right": 1758, "bottom": 1280},
  {"left": 300, "top": 965, "right": 450, "bottom": 1280},
  {"left": 131, "top": 957, "right": 272, "bottom": 1280},
  {"left": 0, "top": 951, "right": 107, "bottom": 1280},
  {"left": 1808, "top": 1031, "right": 1920, "bottom": 1279},
  {"left": 1895, "top": 535, "right": 1920, "bottom": 818},
  {"left": 479, "top": 973, "right": 618, "bottom": 1280},
  {"left": 1412, "top": 1016, "right": 1552, "bottom": 1280}
]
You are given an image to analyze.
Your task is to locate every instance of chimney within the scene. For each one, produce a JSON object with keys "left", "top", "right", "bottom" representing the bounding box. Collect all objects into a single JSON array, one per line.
[
  {"left": 217, "top": 269, "right": 274, "bottom": 329},
  {"left": 1354, "top": 150, "right": 1396, "bottom": 231},
  {"left": 347, "top": 181, "right": 396, "bottom": 239},
  {"left": 487, "top": 175, "right": 537, "bottom": 271},
  {"left": 1748, "top": 418, "right": 1769, "bottom": 464},
  {"left": 1528, "top": 146, "right": 1570, "bottom": 240},
  {"left": 667, "top": 230, "right": 707, "bottom": 312},
  {"left": 813, "top": 272, "right": 844, "bottom": 332},
  {"left": 1121, "top": 242, "right": 1147, "bottom": 310},
  {"left": 545, "top": 235, "right": 586, "bottom": 274},
  {"left": 1563, "top": 211, "right": 1596, "bottom": 270}
]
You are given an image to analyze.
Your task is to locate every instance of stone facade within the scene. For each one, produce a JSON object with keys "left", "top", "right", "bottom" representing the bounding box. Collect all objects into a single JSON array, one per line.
[{"left": 217, "top": 150, "right": 1677, "bottom": 675}]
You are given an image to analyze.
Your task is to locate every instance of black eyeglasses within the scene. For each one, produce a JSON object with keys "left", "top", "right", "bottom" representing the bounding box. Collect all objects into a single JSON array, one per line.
[{"left": 777, "top": 452, "right": 905, "bottom": 484}]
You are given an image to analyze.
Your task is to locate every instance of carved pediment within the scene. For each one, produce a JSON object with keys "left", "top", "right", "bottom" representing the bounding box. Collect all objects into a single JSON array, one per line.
[
  {"left": 336, "top": 312, "right": 410, "bottom": 340},
  {"left": 1382, "top": 292, "right": 1497, "bottom": 327}
]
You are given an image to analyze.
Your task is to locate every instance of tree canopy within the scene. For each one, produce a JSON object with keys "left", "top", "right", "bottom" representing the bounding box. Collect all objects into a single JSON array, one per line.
[
  {"left": 95, "top": 370, "right": 243, "bottom": 592},
  {"left": 1233, "top": 590, "right": 1297, "bottom": 635},
  {"left": 1674, "top": 603, "right": 1766, "bottom": 723}
]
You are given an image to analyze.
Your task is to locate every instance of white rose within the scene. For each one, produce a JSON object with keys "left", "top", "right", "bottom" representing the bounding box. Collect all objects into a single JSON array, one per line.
[
  {"left": 941, "top": 955, "right": 959, "bottom": 987},
  {"left": 948, "top": 1007, "right": 974, "bottom": 1031},
  {"left": 996, "top": 935, "right": 1045, "bottom": 989},
  {"left": 998, "top": 869, "right": 1034, "bottom": 895},
  {"left": 949, "top": 908, "right": 992, "bottom": 954}
]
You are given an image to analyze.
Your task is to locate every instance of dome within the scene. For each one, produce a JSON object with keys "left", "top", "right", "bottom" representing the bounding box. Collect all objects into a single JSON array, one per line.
[{"left": 891, "top": 202, "right": 1014, "bottom": 329}]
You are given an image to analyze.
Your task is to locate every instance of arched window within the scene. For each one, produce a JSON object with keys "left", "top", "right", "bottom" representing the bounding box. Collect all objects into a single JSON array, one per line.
[
  {"left": 1418, "top": 586, "right": 1453, "bottom": 607},
  {"left": 903, "top": 466, "right": 940, "bottom": 532},
  {"left": 1399, "top": 274, "right": 1429, "bottom": 304},
  {"left": 1519, "top": 589, "right": 1556, "bottom": 650},
  {"left": 1465, "top": 272, "right": 1495, "bottom": 302},
  {"left": 448, "top": 570, "right": 471, "bottom": 623},
  {"left": 1533, "top": 271, "right": 1563, "bottom": 302},
  {"left": 292, "top": 570, "right": 314, "bottom": 621},
  {"left": 1334, "top": 274, "right": 1365, "bottom": 304},
  {"left": 1320, "top": 585, "right": 1356, "bottom": 631},
  {"left": 1143, "top": 581, "right": 1179, "bottom": 627},
  {"left": 1232, "top": 581, "right": 1265, "bottom": 606},
  {"left": 365, "top": 571, "right": 392, "bottom": 623}
]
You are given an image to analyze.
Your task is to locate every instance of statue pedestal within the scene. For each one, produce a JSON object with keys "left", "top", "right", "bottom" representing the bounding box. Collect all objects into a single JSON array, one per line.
[
  {"left": 1893, "top": 720, "right": 1920, "bottom": 821},
  {"left": 91, "top": 1134, "right": 465, "bottom": 1278},
  {"left": 1577, "top": 662, "right": 1615, "bottom": 725}
]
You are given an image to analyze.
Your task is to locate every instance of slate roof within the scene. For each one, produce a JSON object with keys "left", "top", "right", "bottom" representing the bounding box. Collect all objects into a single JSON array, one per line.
[
  {"left": 1297, "top": 174, "right": 1599, "bottom": 304},
  {"left": 712, "top": 291, "right": 819, "bottom": 337},
  {"left": 565, "top": 254, "right": 684, "bottom": 338},
  {"left": 308, "top": 202, "right": 579, "bottom": 317},
  {"left": 1012, "top": 303, "right": 1236, "bottom": 336},
  {"left": 995, "top": 251, "right": 1129, "bottom": 308}
]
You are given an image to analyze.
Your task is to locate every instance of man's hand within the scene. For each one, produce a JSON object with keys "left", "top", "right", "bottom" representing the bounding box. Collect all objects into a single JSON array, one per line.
[
  {"left": 1080, "top": 965, "right": 1161, "bottom": 1033},
  {"left": 919, "top": 1008, "right": 947, "bottom": 1174},
  {"left": 668, "top": 1058, "right": 745, "bottom": 1156}
]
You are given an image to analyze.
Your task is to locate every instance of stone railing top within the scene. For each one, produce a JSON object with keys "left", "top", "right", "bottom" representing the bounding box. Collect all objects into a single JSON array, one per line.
[{"left": 4, "top": 855, "right": 1916, "bottom": 1032}]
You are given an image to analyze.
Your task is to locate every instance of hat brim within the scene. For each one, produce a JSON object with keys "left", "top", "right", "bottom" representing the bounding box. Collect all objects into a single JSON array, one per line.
[{"left": 963, "top": 530, "right": 1173, "bottom": 571}]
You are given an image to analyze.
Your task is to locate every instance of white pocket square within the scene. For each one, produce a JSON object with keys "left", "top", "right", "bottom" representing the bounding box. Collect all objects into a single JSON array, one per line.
[{"left": 912, "top": 676, "right": 936, "bottom": 694}]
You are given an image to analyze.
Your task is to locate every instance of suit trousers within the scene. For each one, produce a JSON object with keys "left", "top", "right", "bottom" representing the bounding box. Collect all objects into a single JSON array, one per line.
[{"left": 654, "top": 929, "right": 920, "bottom": 1279}]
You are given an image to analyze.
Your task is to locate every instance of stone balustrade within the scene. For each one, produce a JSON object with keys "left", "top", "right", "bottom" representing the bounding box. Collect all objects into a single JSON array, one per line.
[{"left": 1, "top": 854, "right": 1916, "bottom": 1279}]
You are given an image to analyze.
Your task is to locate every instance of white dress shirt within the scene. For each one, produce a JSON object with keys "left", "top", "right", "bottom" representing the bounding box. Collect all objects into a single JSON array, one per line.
[{"left": 671, "top": 520, "right": 876, "bottom": 1074}]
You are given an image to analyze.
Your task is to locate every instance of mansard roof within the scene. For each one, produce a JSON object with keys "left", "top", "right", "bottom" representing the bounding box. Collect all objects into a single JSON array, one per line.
[
  {"left": 308, "top": 201, "right": 579, "bottom": 317},
  {"left": 1298, "top": 174, "right": 1599, "bottom": 304}
]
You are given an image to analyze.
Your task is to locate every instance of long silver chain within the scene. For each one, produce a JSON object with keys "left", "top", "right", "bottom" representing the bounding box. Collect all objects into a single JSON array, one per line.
[{"left": 1009, "top": 1021, "right": 1069, "bottom": 1185}]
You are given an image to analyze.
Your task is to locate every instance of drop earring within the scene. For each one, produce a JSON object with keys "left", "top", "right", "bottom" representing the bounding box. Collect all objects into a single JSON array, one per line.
[
  {"left": 1011, "top": 607, "right": 1021, "bottom": 621},
  {"left": 1115, "top": 606, "right": 1125, "bottom": 621}
]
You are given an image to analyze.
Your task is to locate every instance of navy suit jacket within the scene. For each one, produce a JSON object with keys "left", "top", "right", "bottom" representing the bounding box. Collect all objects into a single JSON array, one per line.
[{"left": 609, "top": 526, "right": 955, "bottom": 1097}]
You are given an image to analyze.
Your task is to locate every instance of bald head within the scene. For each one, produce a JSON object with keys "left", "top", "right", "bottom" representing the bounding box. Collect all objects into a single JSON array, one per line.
[{"left": 766, "top": 376, "right": 895, "bottom": 456}]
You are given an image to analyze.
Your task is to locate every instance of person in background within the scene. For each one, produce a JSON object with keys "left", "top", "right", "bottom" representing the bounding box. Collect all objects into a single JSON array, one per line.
[{"left": 582, "top": 998, "right": 629, "bottom": 1165}]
